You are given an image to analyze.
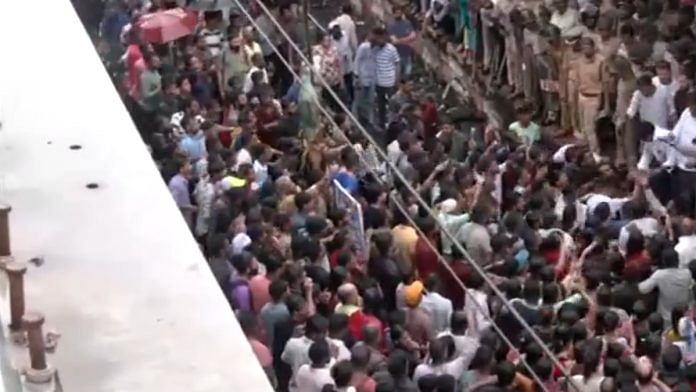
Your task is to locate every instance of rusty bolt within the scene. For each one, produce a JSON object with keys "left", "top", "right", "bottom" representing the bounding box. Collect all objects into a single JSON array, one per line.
[
  {"left": 23, "top": 312, "right": 47, "bottom": 371},
  {"left": 6, "top": 262, "right": 27, "bottom": 331},
  {"left": 0, "top": 204, "right": 11, "bottom": 257}
]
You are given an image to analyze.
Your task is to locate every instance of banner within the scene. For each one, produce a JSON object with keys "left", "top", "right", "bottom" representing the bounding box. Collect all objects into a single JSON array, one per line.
[{"left": 332, "top": 179, "right": 366, "bottom": 260}]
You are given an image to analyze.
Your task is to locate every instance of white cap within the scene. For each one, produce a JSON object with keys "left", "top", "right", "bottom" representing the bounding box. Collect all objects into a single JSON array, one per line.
[{"left": 231, "top": 233, "right": 251, "bottom": 254}]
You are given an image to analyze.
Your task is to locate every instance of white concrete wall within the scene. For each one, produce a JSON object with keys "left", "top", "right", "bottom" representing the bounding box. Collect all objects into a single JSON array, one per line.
[{"left": 0, "top": 1, "right": 272, "bottom": 391}]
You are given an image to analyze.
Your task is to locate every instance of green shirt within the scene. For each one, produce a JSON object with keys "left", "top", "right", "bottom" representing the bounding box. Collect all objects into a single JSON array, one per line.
[
  {"left": 140, "top": 69, "right": 161, "bottom": 111},
  {"left": 508, "top": 121, "right": 541, "bottom": 145}
]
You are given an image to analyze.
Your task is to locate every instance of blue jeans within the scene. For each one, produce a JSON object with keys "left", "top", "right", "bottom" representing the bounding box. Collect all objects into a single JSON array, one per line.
[
  {"left": 400, "top": 55, "right": 412, "bottom": 78},
  {"left": 353, "top": 84, "right": 375, "bottom": 127}
]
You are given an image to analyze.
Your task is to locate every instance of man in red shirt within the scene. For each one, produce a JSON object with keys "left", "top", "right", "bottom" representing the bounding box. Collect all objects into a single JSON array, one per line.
[{"left": 414, "top": 217, "right": 440, "bottom": 280}]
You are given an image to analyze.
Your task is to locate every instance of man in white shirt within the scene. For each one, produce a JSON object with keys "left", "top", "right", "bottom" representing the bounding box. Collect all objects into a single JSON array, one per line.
[
  {"left": 243, "top": 53, "right": 269, "bottom": 94},
  {"left": 627, "top": 74, "right": 676, "bottom": 130},
  {"left": 282, "top": 315, "right": 349, "bottom": 391},
  {"left": 550, "top": 0, "right": 581, "bottom": 37},
  {"left": 420, "top": 276, "right": 454, "bottom": 334},
  {"left": 437, "top": 311, "right": 479, "bottom": 369},
  {"left": 635, "top": 120, "right": 674, "bottom": 171},
  {"left": 665, "top": 94, "right": 696, "bottom": 215},
  {"left": 330, "top": 4, "right": 358, "bottom": 53},
  {"left": 653, "top": 60, "right": 679, "bottom": 98},
  {"left": 618, "top": 200, "right": 659, "bottom": 254},
  {"left": 675, "top": 219, "right": 696, "bottom": 269},
  {"left": 581, "top": 193, "right": 629, "bottom": 219},
  {"left": 328, "top": 23, "right": 355, "bottom": 103}
]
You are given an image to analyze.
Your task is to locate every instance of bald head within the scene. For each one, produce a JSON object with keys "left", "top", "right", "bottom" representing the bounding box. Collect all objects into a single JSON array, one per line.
[
  {"left": 637, "top": 356, "right": 653, "bottom": 381},
  {"left": 337, "top": 283, "right": 359, "bottom": 305}
]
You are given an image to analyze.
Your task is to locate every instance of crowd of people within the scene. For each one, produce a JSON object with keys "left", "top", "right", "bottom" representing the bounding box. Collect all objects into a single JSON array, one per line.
[{"left": 76, "top": 0, "right": 696, "bottom": 390}]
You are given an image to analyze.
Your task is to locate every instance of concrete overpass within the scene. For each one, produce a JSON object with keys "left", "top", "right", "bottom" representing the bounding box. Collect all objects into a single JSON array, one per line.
[{"left": 0, "top": 1, "right": 272, "bottom": 391}]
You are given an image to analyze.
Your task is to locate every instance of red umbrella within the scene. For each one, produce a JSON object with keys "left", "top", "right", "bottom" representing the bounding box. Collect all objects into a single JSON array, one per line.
[{"left": 137, "top": 8, "right": 198, "bottom": 44}]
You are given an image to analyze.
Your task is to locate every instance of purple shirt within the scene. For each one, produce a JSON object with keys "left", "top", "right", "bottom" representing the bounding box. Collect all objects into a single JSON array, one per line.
[
  {"left": 168, "top": 174, "right": 190, "bottom": 208},
  {"left": 230, "top": 279, "right": 252, "bottom": 312}
]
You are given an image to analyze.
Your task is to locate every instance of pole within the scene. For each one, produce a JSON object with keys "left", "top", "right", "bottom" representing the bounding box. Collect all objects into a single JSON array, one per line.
[{"left": 301, "top": 0, "right": 312, "bottom": 61}]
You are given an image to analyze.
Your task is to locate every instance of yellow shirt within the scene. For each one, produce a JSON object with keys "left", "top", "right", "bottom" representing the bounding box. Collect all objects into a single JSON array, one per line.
[{"left": 392, "top": 224, "right": 418, "bottom": 269}]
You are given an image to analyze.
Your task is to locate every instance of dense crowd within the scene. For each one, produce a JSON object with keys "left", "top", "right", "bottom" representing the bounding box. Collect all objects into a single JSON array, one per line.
[{"left": 77, "top": 0, "right": 696, "bottom": 390}]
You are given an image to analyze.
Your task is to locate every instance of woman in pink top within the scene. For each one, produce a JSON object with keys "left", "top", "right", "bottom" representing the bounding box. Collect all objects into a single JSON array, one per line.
[
  {"left": 249, "top": 254, "right": 283, "bottom": 313},
  {"left": 239, "top": 311, "right": 276, "bottom": 388}
]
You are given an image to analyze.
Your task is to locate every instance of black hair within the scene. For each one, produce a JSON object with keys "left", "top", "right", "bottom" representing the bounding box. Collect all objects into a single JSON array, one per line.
[
  {"left": 207, "top": 233, "right": 228, "bottom": 258},
  {"left": 269, "top": 279, "right": 288, "bottom": 302},
  {"left": 603, "top": 311, "right": 620, "bottom": 333},
  {"left": 230, "top": 252, "right": 253, "bottom": 275},
  {"left": 429, "top": 338, "right": 448, "bottom": 365},
  {"left": 387, "top": 350, "right": 410, "bottom": 377},
  {"left": 451, "top": 311, "right": 468, "bottom": 334},
  {"left": 332, "top": 360, "right": 353, "bottom": 387},
  {"left": 309, "top": 340, "right": 331, "bottom": 366},
  {"left": 648, "top": 312, "right": 664, "bottom": 333},
  {"left": 295, "top": 192, "right": 313, "bottom": 211},
  {"left": 603, "top": 358, "right": 620, "bottom": 378},
  {"left": 495, "top": 361, "right": 516, "bottom": 387},
  {"left": 306, "top": 314, "right": 329, "bottom": 337},
  {"left": 662, "top": 248, "right": 680, "bottom": 268},
  {"left": 636, "top": 74, "right": 654, "bottom": 87},
  {"left": 582, "top": 341, "right": 602, "bottom": 380},
  {"left": 350, "top": 344, "right": 371, "bottom": 369},
  {"left": 662, "top": 344, "right": 683, "bottom": 371},
  {"left": 469, "top": 346, "right": 493, "bottom": 370}
]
